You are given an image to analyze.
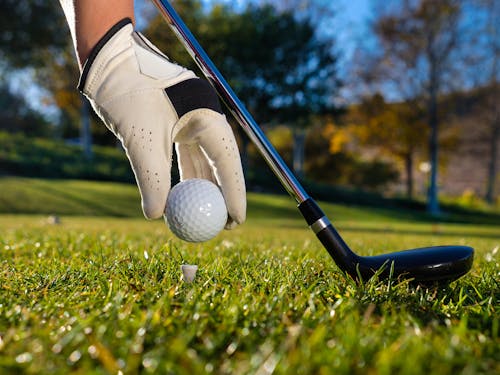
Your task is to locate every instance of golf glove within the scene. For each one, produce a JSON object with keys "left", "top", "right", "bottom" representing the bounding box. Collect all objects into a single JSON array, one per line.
[{"left": 78, "top": 19, "right": 246, "bottom": 228}]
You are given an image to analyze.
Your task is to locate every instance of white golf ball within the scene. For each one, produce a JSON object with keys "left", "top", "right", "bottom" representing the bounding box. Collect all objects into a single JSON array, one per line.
[{"left": 165, "top": 179, "right": 228, "bottom": 242}]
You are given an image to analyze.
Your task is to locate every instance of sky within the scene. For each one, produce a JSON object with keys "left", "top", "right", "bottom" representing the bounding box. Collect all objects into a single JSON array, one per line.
[
  {"left": 327, "top": 0, "right": 373, "bottom": 64},
  {"left": 14, "top": 0, "right": 491, "bottom": 121},
  {"left": 137, "top": 0, "right": 373, "bottom": 62},
  {"left": 139, "top": 0, "right": 375, "bottom": 100},
  {"left": 139, "top": 0, "right": 375, "bottom": 103},
  {"left": 11, "top": 0, "right": 373, "bottom": 120}
]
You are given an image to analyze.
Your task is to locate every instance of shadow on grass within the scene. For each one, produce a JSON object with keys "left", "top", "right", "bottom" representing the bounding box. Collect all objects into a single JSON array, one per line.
[
  {"left": 339, "top": 225, "right": 500, "bottom": 240},
  {"left": 33, "top": 180, "right": 136, "bottom": 217},
  {"left": 273, "top": 220, "right": 499, "bottom": 240}
]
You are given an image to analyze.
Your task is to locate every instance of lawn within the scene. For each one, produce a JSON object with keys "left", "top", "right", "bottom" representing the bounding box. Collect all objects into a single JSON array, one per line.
[{"left": 0, "top": 178, "right": 498, "bottom": 374}]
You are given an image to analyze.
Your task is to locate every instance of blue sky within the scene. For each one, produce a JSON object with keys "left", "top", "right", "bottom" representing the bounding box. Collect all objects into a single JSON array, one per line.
[
  {"left": 137, "top": 0, "right": 374, "bottom": 73},
  {"left": 328, "top": 0, "right": 373, "bottom": 61},
  {"left": 137, "top": 0, "right": 373, "bottom": 57},
  {"left": 139, "top": 0, "right": 375, "bottom": 102},
  {"left": 11, "top": 0, "right": 373, "bottom": 120}
]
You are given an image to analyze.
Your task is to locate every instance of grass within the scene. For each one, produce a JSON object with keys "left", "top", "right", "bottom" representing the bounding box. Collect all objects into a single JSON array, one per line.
[
  {"left": 0, "top": 178, "right": 498, "bottom": 374},
  {"left": 0, "top": 177, "right": 141, "bottom": 217}
]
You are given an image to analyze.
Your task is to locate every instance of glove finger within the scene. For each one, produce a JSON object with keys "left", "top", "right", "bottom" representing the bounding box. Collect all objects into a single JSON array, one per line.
[
  {"left": 176, "top": 143, "right": 216, "bottom": 183},
  {"left": 126, "top": 130, "right": 172, "bottom": 219},
  {"left": 177, "top": 142, "right": 240, "bottom": 229},
  {"left": 102, "top": 91, "right": 175, "bottom": 220},
  {"left": 191, "top": 112, "right": 246, "bottom": 227}
]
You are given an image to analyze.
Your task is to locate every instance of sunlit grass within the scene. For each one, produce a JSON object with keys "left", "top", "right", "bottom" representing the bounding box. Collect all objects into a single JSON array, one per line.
[{"left": 0, "top": 179, "right": 498, "bottom": 374}]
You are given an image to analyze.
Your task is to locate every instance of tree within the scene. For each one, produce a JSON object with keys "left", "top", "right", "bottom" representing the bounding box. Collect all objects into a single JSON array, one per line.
[
  {"left": 0, "top": 1, "right": 69, "bottom": 138},
  {"left": 0, "top": 0, "right": 100, "bottom": 156},
  {"left": 0, "top": 0, "right": 67, "bottom": 68},
  {"left": 313, "top": 118, "right": 400, "bottom": 190},
  {"left": 484, "top": 84, "right": 499, "bottom": 204},
  {"left": 444, "top": 84, "right": 499, "bottom": 201},
  {"left": 147, "top": 1, "right": 341, "bottom": 178},
  {"left": 33, "top": 43, "right": 109, "bottom": 154},
  {"left": 370, "top": 0, "right": 467, "bottom": 215},
  {"left": 0, "top": 84, "right": 51, "bottom": 137},
  {"left": 478, "top": 0, "right": 500, "bottom": 203},
  {"left": 349, "top": 94, "right": 428, "bottom": 198}
]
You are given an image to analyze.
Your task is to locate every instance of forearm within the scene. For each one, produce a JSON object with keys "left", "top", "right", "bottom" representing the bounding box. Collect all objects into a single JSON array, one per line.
[{"left": 59, "top": 0, "right": 135, "bottom": 69}]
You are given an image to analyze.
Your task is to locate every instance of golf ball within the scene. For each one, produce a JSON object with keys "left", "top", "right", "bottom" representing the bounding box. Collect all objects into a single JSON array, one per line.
[{"left": 165, "top": 179, "right": 228, "bottom": 242}]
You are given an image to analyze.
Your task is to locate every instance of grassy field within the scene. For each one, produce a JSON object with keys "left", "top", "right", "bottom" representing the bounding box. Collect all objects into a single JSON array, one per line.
[{"left": 0, "top": 178, "right": 498, "bottom": 374}]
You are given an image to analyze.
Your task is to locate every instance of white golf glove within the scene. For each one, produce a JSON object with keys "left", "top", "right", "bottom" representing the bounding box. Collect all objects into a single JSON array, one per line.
[{"left": 78, "top": 19, "right": 246, "bottom": 228}]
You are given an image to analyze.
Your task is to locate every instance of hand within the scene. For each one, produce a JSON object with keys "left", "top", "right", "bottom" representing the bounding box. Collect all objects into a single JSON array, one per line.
[{"left": 78, "top": 19, "right": 246, "bottom": 228}]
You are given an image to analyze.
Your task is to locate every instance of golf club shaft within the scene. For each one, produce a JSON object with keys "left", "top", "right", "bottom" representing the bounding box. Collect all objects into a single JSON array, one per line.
[
  {"left": 151, "top": 1, "right": 475, "bottom": 284},
  {"left": 151, "top": 0, "right": 309, "bottom": 204}
]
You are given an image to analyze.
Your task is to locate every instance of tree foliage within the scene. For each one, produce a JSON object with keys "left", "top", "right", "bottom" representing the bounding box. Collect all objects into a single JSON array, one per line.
[
  {"left": 367, "top": 0, "right": 467, "bottom": 213},
  {"left": 0, "top": 84, "right": 51, "bottom": 136},
  {"left": 0, "top": 0, "right": 67, "bottom": 68},
  {"left": 147, "top": 0, "right": 341, "bottom": 179},
  {"left": 474, "top": 0, "right": 499, "bottom": 203},
  {"left": 351, "top": 94, "right": 427, "bottom": 197},
  {"left": 147, "top": 1, "right": 340, "bottom": 125},
  {"left": 307, "top": 122, "right": 400, "bottom": 190}
]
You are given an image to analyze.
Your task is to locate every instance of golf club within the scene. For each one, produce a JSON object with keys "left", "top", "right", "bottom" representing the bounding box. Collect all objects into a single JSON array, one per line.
[{"left": 151, "top": 0, "right": 474, "bottom": 284}]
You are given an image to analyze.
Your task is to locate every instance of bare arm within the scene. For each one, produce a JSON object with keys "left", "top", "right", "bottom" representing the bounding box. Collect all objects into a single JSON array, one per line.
[{"left": 59, "top": 0, "right": 135, "bottom": 68}]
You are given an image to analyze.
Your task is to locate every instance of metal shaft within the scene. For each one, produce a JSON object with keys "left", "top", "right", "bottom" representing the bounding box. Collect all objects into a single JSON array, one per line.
[{"left": 151, "top": 0, "right": 310, "bottom": 203}]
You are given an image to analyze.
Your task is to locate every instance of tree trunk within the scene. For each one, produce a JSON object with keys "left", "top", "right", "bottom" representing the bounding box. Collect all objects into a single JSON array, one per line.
[
  {"left": 485, "top": 110, "right": 499, "bottom": 203},
  {"left": 405, "top": 152, "right": 414, "bottom": 199},
  {"left": 427, "top": 79, "right": 440, "bottom": 216},
  {"left": 80, "top": 96, "right": 92, "bottom": 159},
  {"left": 292, "top": 129, "right": 306, "bottom": 179}
]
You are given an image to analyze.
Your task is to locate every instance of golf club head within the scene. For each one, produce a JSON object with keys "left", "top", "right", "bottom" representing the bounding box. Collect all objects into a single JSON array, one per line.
[
  {"left": 315, "top": 224, "right": 474, "bottom": 283},
  {"left": 357, "top": 245, "right": 474, "bottom": 283},
  {"left": 300, "top": 198, "right": 474, "bottom": 284}
]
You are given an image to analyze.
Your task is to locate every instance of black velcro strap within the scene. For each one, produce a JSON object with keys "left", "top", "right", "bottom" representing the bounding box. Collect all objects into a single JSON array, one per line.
[{"left": 165, "top": 78, "right": 223, "bottom": 117}]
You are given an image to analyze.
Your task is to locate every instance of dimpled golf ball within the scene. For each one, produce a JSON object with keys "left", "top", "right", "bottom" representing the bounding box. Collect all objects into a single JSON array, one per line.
[{"left": 165, "top": 179, "right": 228, "bottom": 242}]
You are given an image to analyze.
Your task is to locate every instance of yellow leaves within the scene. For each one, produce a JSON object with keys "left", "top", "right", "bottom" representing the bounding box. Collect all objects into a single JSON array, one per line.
[
  {"left": 323, "top": 122, "right": 354, "bottom": 154},
  {"left": 338, "top": 95, "right": 429, "bottom": 158},
  {"left": 267, "top": 125, "right": 293, "bottom": 150},
  {"left": 53, "top": 89, "right": 79, "bottom": 110},
  {"left": 330, "top": 128, "right": 351, "bottom": 154}
]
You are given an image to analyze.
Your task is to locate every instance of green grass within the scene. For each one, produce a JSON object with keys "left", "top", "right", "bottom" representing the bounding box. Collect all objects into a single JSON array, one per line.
[
  {"left": 0, "top": 178, "right": 498, "bottom": 374},
  {"left": 0, "top": 132, "right": 133, "bottom": 182},
  {"left": 0, "top": 177, "right": 141, "bottom": 217}
]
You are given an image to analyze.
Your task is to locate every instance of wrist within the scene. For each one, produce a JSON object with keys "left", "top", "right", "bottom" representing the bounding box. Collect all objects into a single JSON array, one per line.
[
  {"left": 74, "top": 1, "right": 135, "bottom": 68},
  {"left": 78, "top": 18, "right": 133, "bottom": 92}
]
